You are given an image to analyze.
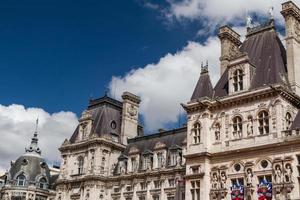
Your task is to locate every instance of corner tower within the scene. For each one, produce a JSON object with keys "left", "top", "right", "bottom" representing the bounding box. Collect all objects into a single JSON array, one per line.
[{"left": 281, "top": 1, "right": 300, "bottom": 95}]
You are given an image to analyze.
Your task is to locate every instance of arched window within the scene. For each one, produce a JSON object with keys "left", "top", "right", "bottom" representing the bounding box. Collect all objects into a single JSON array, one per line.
[
  {"left": 78, "top": 156, "right": 84, "bottom": 175},
  {"left": 285, "top": 112, "right": 292, "bottom": 130},
  {"left": 258, "top": 111, "right": 269, "bottom": 135},
  {"left": 233, "top": 116, "right": 243, "bottom": 139},
  {"left": 192, "top": 123, "right": 201, "bottom": 144},
  {"left": 233, "top": 69, "right": 243, "bottom": 92},
  {"left": 16, "top": 174, "right": 26, "bottom": 186},
  {"left": 39, "top": 177, "right": 47, "bottom": 189}
]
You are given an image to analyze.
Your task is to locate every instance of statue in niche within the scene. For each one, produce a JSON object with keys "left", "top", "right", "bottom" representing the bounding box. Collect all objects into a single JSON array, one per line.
[
  {"left": 246, "top": 169, "right": 253, "bottom": 187},
  {"left": 215, "top": 124, "right": 221, "bottom": 141},
  {"left": 120, "top": 162, "right": 126, "bottom": 175},
  {"left": 274, "top": 165, "right": 283, "bottom": 184},
  {"left": 247, "top": 117, "right": 253, "bottom": 136},
  {"left": 211, "top": 173, "right": 219, "bottom": 189},
  {"left": 220, "top": 172, "right": 227, "bottom": 189},
  {"left": 284, "top": 163, "right": 293, "bottom": 183},
  {"left": 176, "top": 153, "right": 181, "bottom": 166}
]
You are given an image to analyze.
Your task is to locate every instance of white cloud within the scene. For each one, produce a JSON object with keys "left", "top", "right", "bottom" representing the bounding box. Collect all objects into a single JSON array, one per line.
[
  {"left": 109, "top": 37, "right": 220, "bottom": 131},
  {"left": 0, "top": 104, "right": 78, "bottom": 172},
  {"left": 165, "top": 0, "right": 300, "bottom": 26}
]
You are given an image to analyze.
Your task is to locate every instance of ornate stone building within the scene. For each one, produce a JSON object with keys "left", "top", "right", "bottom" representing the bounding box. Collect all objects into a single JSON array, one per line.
[
  {"left": 182, "top": 1, "right": 300, "bottom": 200},
  {"left": 55, "top": 92, "right": 186, "bottom": 200},
  {"left": 0, "top": 126, "right": 58, "bottom": 200},
  {"left": 55, "top": 1, "right": 300, "bottom": 200}
]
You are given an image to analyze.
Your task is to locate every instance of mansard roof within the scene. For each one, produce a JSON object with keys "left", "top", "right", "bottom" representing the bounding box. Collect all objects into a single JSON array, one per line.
[
  {"left": 191, "top": 67, "right": 214, "bottom": 100},
  {"left": 214, "top": 22, "right": 289, "bottom": 98},
  {"left": 123, "top": 127, "right": 186, "bottom": 156},
  {"left": 291, "top": 110, "right": 300, "bottom": 130},
  {"left": 69, "top": 95, "right": 123, "bottom": 143}
]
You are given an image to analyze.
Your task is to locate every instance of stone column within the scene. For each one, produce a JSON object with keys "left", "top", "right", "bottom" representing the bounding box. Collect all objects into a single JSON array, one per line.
[
  {"left": 218, "top": 26, "right": 242, "bottom": 76},
  {"left": 281, "top": 1, "right": 300, "bottom": 95}
]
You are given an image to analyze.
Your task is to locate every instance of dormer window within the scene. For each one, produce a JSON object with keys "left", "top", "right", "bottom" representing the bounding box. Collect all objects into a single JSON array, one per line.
[
  {"left": 232, "top": 116, "right": 243, "bottom": 139},
  {"left": 16, "top": 174, "right": 26, "bottom": 186},
  {"left": 258, "top": 111, "right": 269, "bottom": 135},
  {"left": 142, "top": 153, "right": 153, "bottom": 170},
  {"left": 39, "top": 177, "right": 47, "bottom": 189},
  {"left": 233, "top": 69, "right": 243, "bottom": 92},
  {"left": 157, "top": 152, "right": 163, "bottom": 168},
  {"left": 192, "top": 123, "right": 201, "bottom": 144}
]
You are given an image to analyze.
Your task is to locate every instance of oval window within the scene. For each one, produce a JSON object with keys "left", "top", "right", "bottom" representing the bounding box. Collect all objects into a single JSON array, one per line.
[{"left": 111, "top": 121, "right": 117, "bottom": 129}]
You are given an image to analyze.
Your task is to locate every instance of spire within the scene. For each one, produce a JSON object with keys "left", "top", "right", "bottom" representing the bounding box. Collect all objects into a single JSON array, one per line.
[
  {"left": 191, "top": 61, "right": 214, "bottom": 100},
  {"left": 25, "top": 118, "right": 41, "bottom": 155}
]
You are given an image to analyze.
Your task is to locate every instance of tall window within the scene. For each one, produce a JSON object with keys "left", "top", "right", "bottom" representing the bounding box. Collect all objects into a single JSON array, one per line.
[
  {"left": 285, "top": 112, "right": 292, "bottom": 130},
  {"left": 169, "top": 152, "right": 177, "bottom": 166},
  {"left": 191, "top": 180, "right": 200, "bottom": 200},
  {"left": 233, "top": 69, "right": 243, "bottom": 92},
  {"left": 16, "top": 174, "right": 26, "bottom": 186},
  {"left": 131, "top": 157, "right": 137, "bottom": 172},
  {"left": 39, "top": 177, "right": 47, "bottom": 189},
  {"left": 157, "top": 153, "right": 163, "bottom": 168},
  {"left": 233, "top": 116, "right": 243, "bottom": 139},
  {"left": 78, "top": 156, "right": 84, "bottom": 175},
  {"left": 193, "top": 123, "right": 201, "bottom": 144},
  {"left": 143, "top": 155, "right": 152, "bottom": 170},
  {"left": 258, "top": 111, "right": 269, "bottom": 135}
]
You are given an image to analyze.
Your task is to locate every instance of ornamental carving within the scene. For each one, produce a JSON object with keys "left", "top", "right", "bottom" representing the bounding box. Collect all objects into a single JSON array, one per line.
[{"left": 127, "top": 105, "right": 137, "bottom": 117}]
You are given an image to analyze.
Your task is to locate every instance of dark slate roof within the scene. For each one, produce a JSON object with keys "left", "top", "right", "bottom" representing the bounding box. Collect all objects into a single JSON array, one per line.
[
  {"left": 49, "top": 174, "right": 59, "bottom": 189},
  {"left": 123, "top": 127, "right": 186, "bottom": 155},
  {"left": 214, "top": 22, "right": 288, "bottom": 98},
  {"left": 291, "top": 111, "right": 300, "bottom": 130},
  {"left": 69, "top": 95, "right": 123, "bottom": 143},
  {"left": 191, "top": 69, "right": 214, "bottom": 100},
  {"left": 8, "top": 154, "right": 51, "bottom": 183}
]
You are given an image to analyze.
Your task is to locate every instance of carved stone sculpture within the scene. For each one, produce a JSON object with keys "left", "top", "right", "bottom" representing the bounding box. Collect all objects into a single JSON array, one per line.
[
  {"left": 274, "top": 165, "right": 283, "bottom": 184},
  {"left": 220, "top": 172, "right": 227, "bottom": 189},
  {"left": 284, "top": 163, "right": 293, "bottom": 183},
  {"left": 246, "top": 169, "right": 253, "bottom": 187},
  {"left": 212, "top": 173, "right": 219, "bottom": 189}
]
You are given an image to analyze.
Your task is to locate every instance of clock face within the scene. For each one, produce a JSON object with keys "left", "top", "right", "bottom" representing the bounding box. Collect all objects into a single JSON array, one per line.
[{"left": 111, "top": 121, "right": 117, "bottom": 129}]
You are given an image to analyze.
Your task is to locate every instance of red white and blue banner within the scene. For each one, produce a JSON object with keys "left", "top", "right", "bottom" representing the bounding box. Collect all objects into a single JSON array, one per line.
[
  {"left": 231, "top": 184, "right": 244, "bottom": 200},
  {"left": 257, "top": 180, "right": 272, "bottom": 200}
]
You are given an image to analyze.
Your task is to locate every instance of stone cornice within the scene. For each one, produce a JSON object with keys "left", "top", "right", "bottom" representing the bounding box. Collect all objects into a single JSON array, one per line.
[
  {"left": 185, "top": 136, "right": 300, "bottom": 160},
  {"left": 281, "top": 1, "right": 300, "bottom": 21},
  {"left": 55, "top": 167, "right": 185, "bottom": 187},
  {"left": 183, "top": 84, "right": 300, "bottom": 113},
  {"left": 218, "top": 26, "right": 242, "bottom": 46},
  {"left": 59, "top": 137, "right": 126, "bottom": 152}
]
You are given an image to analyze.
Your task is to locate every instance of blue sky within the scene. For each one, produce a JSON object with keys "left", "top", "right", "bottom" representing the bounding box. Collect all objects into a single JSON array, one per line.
[{"left": 0, "top": 0, "right": 203, "bottom": 115}]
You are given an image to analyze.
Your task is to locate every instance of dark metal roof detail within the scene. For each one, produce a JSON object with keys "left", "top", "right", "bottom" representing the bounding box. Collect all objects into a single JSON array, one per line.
[
  {"left": 123, "top": 127, "right": 186, "bottom": 155},
  {"left": 69, "top": 95, "right": 123, "bottom": 143},
  {"left": 8, "top": 155, "right": 51, "bottom": 183},
  {"left": 214, "top": 23, "right": 288, "bottom": 98},
  {"left": 191, "top": 69, "right": 214, "bottom": 100},
  {"left": 291, "top": 111, "right": 300, "bottom": 130}
]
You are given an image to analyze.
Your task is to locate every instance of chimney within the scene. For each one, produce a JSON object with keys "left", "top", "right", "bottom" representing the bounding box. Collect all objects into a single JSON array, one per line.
[
  {"left": 121, "top": 92, "right": 141, "bottom": 144},
  {"left": 218, "top": 26, "right": 242, "bottom": 76},
  {"left": 281, "top": 1, "right": 300, "bottom": 95}
]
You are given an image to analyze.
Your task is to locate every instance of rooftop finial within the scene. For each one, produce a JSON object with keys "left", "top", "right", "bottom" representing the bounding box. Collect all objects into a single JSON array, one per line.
[
  {"left": 201, "top": 60, "right": 208, "bottom": 74},
  {"left": 25, "top": 117, "right": 41, "bottom": 155},
  {"left": 268, "top": 6, "right": 274, "bottom": 20},
  {"left": 246, "top": 14, "right": 253, "bottom": 29},
  {"left": 35, "top": 117, "right": 39, "bottom": 134}
]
